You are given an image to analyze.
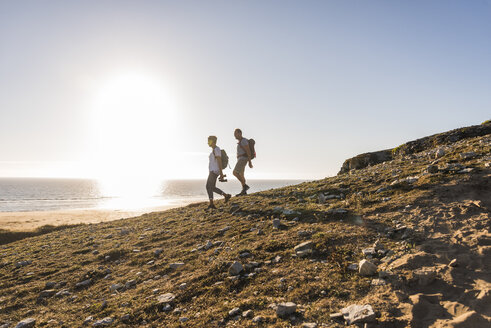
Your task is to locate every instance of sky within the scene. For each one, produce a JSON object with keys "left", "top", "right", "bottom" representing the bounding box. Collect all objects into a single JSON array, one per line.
[{"left": 1, "top": 0, "right": 490, "bottom": 180}]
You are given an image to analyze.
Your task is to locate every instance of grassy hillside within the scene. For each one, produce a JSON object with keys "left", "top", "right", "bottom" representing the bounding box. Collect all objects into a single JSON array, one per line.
[{"left": 1, "top": 127, "right": 490, "bottom": 327}]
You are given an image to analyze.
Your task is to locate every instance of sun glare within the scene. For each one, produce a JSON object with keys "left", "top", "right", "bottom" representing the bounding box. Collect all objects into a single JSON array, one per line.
[{"left": 90, "top": 71, "right": 177, "bottom": 208}]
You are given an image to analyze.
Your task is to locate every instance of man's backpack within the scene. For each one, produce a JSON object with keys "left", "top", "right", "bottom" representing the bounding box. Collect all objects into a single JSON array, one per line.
[
  {"left": 248, "top": 139, "right": 256, "bottom": 159},
  {"left": 220, "top": 149, "right": 229, "bottom": 168}
]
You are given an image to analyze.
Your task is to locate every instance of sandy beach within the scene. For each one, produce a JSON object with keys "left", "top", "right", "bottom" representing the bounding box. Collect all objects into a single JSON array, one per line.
[{"left": 0, "top": 204, "right": 197, "bottom": 231}]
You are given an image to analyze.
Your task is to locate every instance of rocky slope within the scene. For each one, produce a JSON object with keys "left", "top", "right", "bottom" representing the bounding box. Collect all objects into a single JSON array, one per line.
[{"left": 1, "top": 123, "right": 490, "bottom": 328}]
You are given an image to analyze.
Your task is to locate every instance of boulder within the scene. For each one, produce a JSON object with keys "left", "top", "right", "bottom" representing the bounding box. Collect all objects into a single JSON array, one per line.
[
  {"left": 14, "top": 318, "right": 36, "bottom": 328},
  {"left": 276, "top": 302, "right": 297, "bottom": 317},
  {"left": 157, "top": 293, "right": 176, "bottom": 304},
  {"left": 229, "top": 261, "right": 243, "bottom": 276},
  {"left": 92, "top": 317, "right": 114, "bottom": 327},
  {"left": 340, "top": 304, "right": 376, "bottom": 325},
  {"left": 359, "top": 259, "right": 377, "bottom": 276}
]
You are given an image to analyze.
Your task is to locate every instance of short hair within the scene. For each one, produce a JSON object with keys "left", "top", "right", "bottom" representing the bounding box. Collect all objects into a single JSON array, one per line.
[
  {"left": 208, "top": 135, "right": 217, "bottom": 143},
  {"left": 234, "top": 128, "right": 242, "bottom": 134}
]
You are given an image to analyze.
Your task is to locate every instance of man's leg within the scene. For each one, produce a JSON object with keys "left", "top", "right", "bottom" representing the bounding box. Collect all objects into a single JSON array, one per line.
[{"left": 206, "top": 172, "right": 217, "bottom": 208}]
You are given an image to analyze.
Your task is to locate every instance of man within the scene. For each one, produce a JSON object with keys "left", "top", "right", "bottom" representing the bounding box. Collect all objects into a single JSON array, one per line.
[
  {"left": 206, "top": 135, "right": 231, "bottom": 209},
  {"left": 233, "top": 128, "right": 253, "bottom": 196}
]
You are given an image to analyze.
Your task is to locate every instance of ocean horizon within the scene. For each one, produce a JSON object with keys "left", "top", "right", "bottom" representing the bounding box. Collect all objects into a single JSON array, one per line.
[{"left": 0, "top": 178, "right": 306, "bottom": 213}]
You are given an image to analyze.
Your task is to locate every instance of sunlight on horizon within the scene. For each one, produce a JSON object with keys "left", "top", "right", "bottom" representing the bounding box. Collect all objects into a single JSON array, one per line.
[{"left": 89, "top": 70, "right": 179, "bottom": 205}]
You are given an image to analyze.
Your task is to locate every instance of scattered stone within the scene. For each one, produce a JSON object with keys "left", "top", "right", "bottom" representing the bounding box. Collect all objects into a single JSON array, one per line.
[
  {"left": 83, "top": 316, "right": 93, "bottom": 325},
  {"left": 294, "top": 241, "right": 313, "bottom": 257},
  {"left": 169, "top": 263, "right": 184, "bottom": 270},
  {"left": 125, "top": 280, "right": 137, "bottom": 289},
  {"left": 14, "top": 260, "right": 32, "bottom": 268},
  {"left": 14, "top": 318, "right": 36, "bottom": 328},
  {"left": 435, "top": 148, "right": 445, "bottom": 158},
  {"left": 449, "top": 258, "right": 458, "bottom": 267},
  {"left": 359, "top": 259, "right": 377, "bottom": 276},
  {"left": 75, "top": 279, "right": 92, "bottom": 289},
  {"left": 179, "top": 317, "right": 188, "bottom": 323},
  {"left": 229, "top": 261, "right": 243, "bottom": 276},
  {"left": 340, "top": 304, "right": 376, "bottom": 325},
  {"left": 157, "top": 293, "right": 176, "bottom": 304},
  {"left": 109, "top": 283, "right": 124, "bottom": 292},
  {"left": 302, "top": 323, "right": 317, "bottom": 328},
  {"left": 179, "top": 283, "right": 187, "bottom": 290},
  {"left": 425, "top": 165, "right": 439, "bottom": 174},
  {"left": 252, "top": 316, "right": 263, "bottom": 323},
  {"left": 272, "top": 218, "right": 281, "bottom": 229},
  {"left": 204, "top": 240, "right": 214, "bottom": 250},
  {"left": 154, "top": 248, "right": 163, "bottom": 256},
  {"left": 297, "top": 230, "right": 312, "bottom": 238},
  {"left": 460, "top": 152, "right": 476, "bottom": 160},
  {"left": 38, "top": 289, "right": 56, "bottom": 298},
  {"left": 327, "top": 208, "right": 348, "bottom": 214},
  {"left": 120, "top": 315, "right": 130, "bottom": 322},
  {"left": 219, "top": 226, "right": 231, "bottom": 234},
  {"left": 362, "top": 247, "right": 376, "bottom": 257},
  {"left": 228, "top": 307, "right": 241, "bottom": 317},
  {"left": 242, "top": 310, "right": 254, "bottom": 318},
  {"left": 276, "top": 302, "right": 297, "bottom": 317},
  {"left": 92, "top": 317, "right": 114, "bottom": 327},
  {"left": 330, "top": 312, "right": 343, "bottom": 320}
]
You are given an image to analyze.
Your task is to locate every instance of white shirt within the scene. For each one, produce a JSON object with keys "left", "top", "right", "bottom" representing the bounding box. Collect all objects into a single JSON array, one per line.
[{"left": 209, "top": 147, "right": 222, "bottom": 174}]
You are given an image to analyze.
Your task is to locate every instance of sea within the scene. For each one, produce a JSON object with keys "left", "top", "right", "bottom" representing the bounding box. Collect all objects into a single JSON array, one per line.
[{"left": 0, "top": 178, "right": 305, "bottom": 212}]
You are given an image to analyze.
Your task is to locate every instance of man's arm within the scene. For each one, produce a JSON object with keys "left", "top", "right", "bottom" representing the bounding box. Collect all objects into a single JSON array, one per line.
[{"left": 240, "top": 142, "right": 253, "bottom": 168}]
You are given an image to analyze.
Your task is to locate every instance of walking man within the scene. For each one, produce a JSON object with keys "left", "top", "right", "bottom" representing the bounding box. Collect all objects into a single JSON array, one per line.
[
  {"left": 206, "top": 135, "right": 231, "bottom": 209},
  {"left": 233, "top": 128, "right": 253, "bottom": 196}
]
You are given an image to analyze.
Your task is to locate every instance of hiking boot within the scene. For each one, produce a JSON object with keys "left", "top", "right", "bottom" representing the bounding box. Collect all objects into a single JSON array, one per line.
[
  {"left": 235, "top": 190, "right": 247, "bottom": 197},
  {"left": 207, "top": 204, "right": 217, "bottom": 210},
  {"left": 244, "top": 184, "right": 250, "bottom": 191},
  {"left": 224, "top": 194, "right": 231, "bottom": 203}
]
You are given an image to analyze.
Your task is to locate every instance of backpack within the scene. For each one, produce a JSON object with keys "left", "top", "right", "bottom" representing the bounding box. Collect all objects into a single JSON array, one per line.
[
  {"left": 214, "top": 148, "right": 229, "bottom": 168},
  {"left": 248, "top": 138, "right": 256, "bottom": 159}
]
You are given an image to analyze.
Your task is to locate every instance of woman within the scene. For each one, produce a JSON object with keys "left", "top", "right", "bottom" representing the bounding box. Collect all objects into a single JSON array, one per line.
[{"left": 206, "top": 135, "right": 231, "bottom": 209}]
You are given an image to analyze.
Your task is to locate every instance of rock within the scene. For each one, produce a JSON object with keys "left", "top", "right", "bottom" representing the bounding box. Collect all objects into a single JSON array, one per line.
[
  {"left": 179, "top": 317, "right": 188, "bottom": 322},
  {"left": 14, "top": 260, "right": 32, "bottom": 268},
  {"left": 204, "top": 240, "right": 214, "bottom": 250},
  {"left": 449, "top": 258, "right": 458, "bottom": 267},
  {"left": 460, "top": 152, "right": 476, "bottom": 160},
  {"left": 359, "top": 259, "right": 377, "bottom": 276},
  {"left": 120, "top": 315, "right": 130, "bottom": 322},
  {"left": 229, "top": 261, "right": 243, "bottom": 276},
  {"left": 272, "top": 218, "right": 281, "bottom": 229},
  {"left": 169, "top": 263, "right": 184, "bottom": 270},
  {"left": 252, "top": 316, "right": 263, "bottom": 323},
  {"left": 242, "top": 310, "right": 254, "bottom": 318},
  {"left": 362, "top": 248, "right": 376, "bottom": 257},
  {"left": 435, "top": 148, "right": 445, "bottom": 158},
  {"left": 109, "top": 283, "right": 124, "bottom": 292},
  {"left": 154, "top": 248, "right": 163, "bottom": 256},
  {"left": 14, "top": 318, "right": 36, "bottom": 328},
  {"left": 340, "top": 304, "right": 376, "bottom": 325},
  {"left": 301, "top": 323, "right": 317, "bottom": 328},
  {"left": 179, "top": 283, "right": 187, "bottom": 290},
  {"left": 75, "top": 279, "right": 92, "bottom": 289},
  {"left": 327, "top": 208, "right": 348, "bottom": 214},
  {"left": 219, "top": 226, "right": 231, "bottom": 234},
  {"left": 318, "top": 193, "right": 326, "bottom": 204},
  {"left": 330, "top": 312, "right": 343, "bottom": 320},
  {"left": 294, "top": 241, "right": 313, "bottom": 253},
  {"left": 92, "top": 317, "right": 114, "bottom": 327},
  {"left": 39, "top": 289, "right": 56, "bottom": 298},
  {"left": 83, "top": 316, "right": 93, "bottom": 325},
  {"left": 297, "top": 230, "right": 312, "bottom": 238},
  {"left": 413, "top": 267, "right": 436, "bottom": 286},
  {"left": 276, "top": 302, "right": 297, "bottom": 317},
  {"left": 157, "top": 293, "right": 176, "bottom": 304},
  {"left": 425, "top": 165, "right": 439, "bottom": 173},
  {"left": 125, "top": 280, "right": 137, "bottom": 289},
  {"left": 228, "top": 307, "right": 241, "bottom": 317},
  {"left": 45, "top": 282, "right": 56, "bottom": 289}
]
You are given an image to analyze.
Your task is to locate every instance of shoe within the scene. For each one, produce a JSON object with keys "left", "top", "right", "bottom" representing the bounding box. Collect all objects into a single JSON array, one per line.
[
  {"left": 235, "top": 190, "right": 247, "bottom": 197},
  {"left": 207, "top": 204, "right": 217, "bottom": 210},
  {"left": 244, "top": 184, "right": 250, "bottom": 191},
  {"left": 224, "top": 194, "right": 231, "bottom": 203}
]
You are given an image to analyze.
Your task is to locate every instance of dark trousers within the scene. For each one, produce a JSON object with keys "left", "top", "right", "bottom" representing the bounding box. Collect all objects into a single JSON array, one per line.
[{"left": 206, "top": 172, "right": 224, "bottom": 200}]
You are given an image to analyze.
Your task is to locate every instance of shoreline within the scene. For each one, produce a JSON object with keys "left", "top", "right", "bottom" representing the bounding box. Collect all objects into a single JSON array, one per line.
[{"left": 0, "top": 200, "right": 206, "bottom": 231}]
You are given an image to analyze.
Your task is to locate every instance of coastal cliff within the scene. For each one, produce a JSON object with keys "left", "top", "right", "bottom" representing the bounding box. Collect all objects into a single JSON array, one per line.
[{"left": 1, "top": 122, "right": 490, "bottom": 327}]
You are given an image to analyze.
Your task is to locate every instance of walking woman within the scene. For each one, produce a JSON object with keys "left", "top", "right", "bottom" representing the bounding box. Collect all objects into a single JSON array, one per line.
[{"left": 206, "top": 136, "right": 231, "bottom": 209}]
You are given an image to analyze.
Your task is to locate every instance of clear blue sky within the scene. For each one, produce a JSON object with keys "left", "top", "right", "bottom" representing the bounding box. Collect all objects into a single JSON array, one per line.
[{"left": 1, "top": 0, "right": 490, "bottom": 179}]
